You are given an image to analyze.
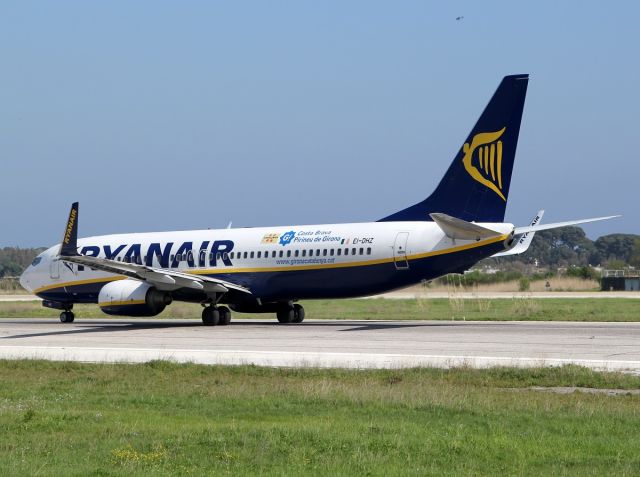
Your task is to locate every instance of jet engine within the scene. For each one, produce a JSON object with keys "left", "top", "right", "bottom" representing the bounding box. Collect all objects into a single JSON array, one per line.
[{"left": 98, "top": 279, "right": 172, "bottom": 317}]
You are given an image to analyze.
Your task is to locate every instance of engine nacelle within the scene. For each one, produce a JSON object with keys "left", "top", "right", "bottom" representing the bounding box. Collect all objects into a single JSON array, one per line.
[{"left": 98, "top": 280, "right": 172, "bottom": 317}]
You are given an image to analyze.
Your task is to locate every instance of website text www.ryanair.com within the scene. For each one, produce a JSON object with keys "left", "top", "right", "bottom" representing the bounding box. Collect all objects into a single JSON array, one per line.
[{"left": 275, "top": 257, "right": 336, "bottom": 266}]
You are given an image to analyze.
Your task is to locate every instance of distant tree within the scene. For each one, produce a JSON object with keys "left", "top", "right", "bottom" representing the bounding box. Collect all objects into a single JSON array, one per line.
[
  {"left": 0, "top": 247, "right": 45, "bottom": 277},
  {"left": 604, "top": 259, "right": 628, "bottom": 270},
  {"left": 484, "top": 228, "right": 640, "bottom": 271},
  {"left": 629, "top": 238, "right": 640, "bottom": 268},
  {"left": 515, "top": 226, "right": 595, "bottom": 268},
  {"left": 592, "top": 234, "right": 638, "bottom": 265}
]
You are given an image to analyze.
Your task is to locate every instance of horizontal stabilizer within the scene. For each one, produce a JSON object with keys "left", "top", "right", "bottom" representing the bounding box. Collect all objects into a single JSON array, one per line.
[
  {"left": 513, "top": 215, "right": 620, "bottom": 235},
  {"left": 430, "top": 213, "right": 502, "bottom": 240}
]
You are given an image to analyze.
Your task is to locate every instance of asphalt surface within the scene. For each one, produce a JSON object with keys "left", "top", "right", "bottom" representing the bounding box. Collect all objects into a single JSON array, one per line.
[{"left": 0, "top": 318, "right": 639, "bottom": 372}]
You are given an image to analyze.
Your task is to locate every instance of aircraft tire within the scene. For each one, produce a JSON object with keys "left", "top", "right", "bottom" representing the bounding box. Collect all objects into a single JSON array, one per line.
[
  {"left": 276, "top": 308, "right": 295, "bottom": 324},
  {"left": 218, "top": 306, "right": 231, "bottom": 326},
  {"left": 293, "top": 304, "right": 305, "bottom": 323},
  {"left": 202, "top": 307, "right": 220, "bottom": 326},
  {"left": 59, "top": 311, "right": 74, "bottom": 323}
]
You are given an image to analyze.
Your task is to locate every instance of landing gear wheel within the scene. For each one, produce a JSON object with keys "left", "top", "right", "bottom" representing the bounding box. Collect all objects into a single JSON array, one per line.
[
  {"left": 202, "top": 306, "right": 220, "bottom": 326},
  {"left": 276, "top": 307, "right": 295, "bottom": 324},
  {"left": 293, "top": 304, "right": 305, "bottom": 323},
  {"left": 218, "top": 306, "right": 231, "bottom": 326},
  {"left": 59, "top": 311, "right": 75, "bottom": 323}
]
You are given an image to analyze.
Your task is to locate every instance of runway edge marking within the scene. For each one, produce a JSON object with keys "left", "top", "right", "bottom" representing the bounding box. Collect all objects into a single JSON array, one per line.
[{"left": 0, "top": 345, "right": 639, "bottom": 373}]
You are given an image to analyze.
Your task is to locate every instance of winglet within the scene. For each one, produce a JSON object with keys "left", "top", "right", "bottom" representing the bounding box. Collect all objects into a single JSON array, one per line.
[
  {"left": 58, "top": 202, "right": 79, "bottom": 257},
  {"left": 492, "top": 209, "right": 544, "bottom": 257}
]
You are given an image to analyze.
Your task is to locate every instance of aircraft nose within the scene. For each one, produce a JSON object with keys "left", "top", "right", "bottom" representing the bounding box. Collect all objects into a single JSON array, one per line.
[{"left": 19, "top": 268, "right": 33, "bottom": 293}]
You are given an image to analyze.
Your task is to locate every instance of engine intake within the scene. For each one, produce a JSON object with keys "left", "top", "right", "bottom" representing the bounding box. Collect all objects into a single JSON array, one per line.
[{"left": 98, "top": 280, "right": 172, "bottom": 317}]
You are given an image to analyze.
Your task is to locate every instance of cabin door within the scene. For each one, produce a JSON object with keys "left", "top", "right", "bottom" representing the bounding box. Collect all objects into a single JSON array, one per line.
[
  {"left": 393, "top": 232, "right": 409, "bottom": 270},
  {"left": 50, "top": 259, "right": 60, "bottom": 279}
]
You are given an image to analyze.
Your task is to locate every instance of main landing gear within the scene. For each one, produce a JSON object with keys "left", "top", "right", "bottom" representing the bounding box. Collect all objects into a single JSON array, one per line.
[
  {"left": 59, "top": 310, "right": 75, "bottom": 323},
  {"left": 276, "top": 304, "right": 305, "bottom": 324},
  {"left": 202, "top": 305, "right": 231, "bottom": 326}
]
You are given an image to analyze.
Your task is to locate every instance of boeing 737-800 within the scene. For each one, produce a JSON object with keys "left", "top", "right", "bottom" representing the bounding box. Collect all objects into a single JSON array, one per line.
[{"left": 19, "top": 74, "right": 618, "bottom": 325}]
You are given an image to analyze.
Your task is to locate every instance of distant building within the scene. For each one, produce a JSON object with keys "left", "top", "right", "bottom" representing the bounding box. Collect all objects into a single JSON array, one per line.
[{"left": 601, "top": 270, "right": 640, "bottom": 291}]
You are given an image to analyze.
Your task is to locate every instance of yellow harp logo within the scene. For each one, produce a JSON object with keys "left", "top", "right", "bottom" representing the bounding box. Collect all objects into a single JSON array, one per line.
[{"left": 462, "top": 127, "right": 507, "bottom": 201}]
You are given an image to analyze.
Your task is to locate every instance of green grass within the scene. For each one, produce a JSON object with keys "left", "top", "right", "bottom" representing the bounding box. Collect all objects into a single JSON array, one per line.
[
  {"left": 1, "top": 297, "right": 639, "bottom": 321},
  {"left": 0, "top": 361, "right": 638, "bottom": 476}
]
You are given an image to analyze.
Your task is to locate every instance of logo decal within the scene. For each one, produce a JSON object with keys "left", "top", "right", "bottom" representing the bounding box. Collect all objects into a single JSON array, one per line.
[
  {"left": 462, "top": 127, "right": 507, "bottom": 201},
  {"left": 261, "top": 233, "right": 279, "bottom": 244},
  {"left": 63, "top": 208, "right": 77, "bottom": 245},
  {"left": 279, "top": 231, "right": 296, "bottom": 246}
]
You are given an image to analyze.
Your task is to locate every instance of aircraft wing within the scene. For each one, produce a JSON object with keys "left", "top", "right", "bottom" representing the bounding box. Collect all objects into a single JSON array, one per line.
[
  {"left": 60, "top": 254, "right": 251, "bottom": 294},
  {"left": 513, "top": 215, "right": 620, "bottom": 235},
  {"left": 492, "top": 210, "right": 544, "bottom": 257},
  {"left": 57, "top": 202, "right": 251, "bottom": 295}
]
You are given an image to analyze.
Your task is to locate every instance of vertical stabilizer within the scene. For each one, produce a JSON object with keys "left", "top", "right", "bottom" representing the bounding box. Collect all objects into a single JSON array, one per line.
[{"left": 379, "top": 74, "right": 529, "bottom": 223}]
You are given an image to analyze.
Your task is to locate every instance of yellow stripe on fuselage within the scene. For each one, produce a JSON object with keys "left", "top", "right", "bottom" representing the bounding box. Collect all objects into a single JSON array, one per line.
[
  {"left": 98, "top": 300, "right": 146, "bottom": 307},
  {"left": 35, "top": 233, "right": 509, "bottom": 294},
  {"left": 34, "top": 275, "right": 126, "bottom": 294}
]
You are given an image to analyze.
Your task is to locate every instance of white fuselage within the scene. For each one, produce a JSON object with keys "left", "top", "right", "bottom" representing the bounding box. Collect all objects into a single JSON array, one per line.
[{"left": 21, "top": 221, "right": 513, "bottom": 303}]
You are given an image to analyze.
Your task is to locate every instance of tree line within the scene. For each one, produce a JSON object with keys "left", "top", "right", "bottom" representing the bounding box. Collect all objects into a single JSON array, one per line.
[
  {"left": 0, "top": 247, "right": 46, "bottom": 277},
  {"left": 488, "top": 227, "right": 640, "bottom": 269}
]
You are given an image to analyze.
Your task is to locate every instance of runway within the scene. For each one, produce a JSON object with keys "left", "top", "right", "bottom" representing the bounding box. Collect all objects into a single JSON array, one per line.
[{"left": 1, "top": 318, "right": 639, "bottom": 373}]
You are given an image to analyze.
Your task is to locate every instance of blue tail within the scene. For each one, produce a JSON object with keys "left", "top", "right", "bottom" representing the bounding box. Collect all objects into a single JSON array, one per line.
[{"left": 379, "top": 74, "right": 529, "bottom": 223}]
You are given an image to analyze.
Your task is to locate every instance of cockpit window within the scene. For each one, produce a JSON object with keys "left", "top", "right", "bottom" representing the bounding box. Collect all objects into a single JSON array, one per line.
[{"left": 31, "top": 257, "right": 42, "bottom": 267}]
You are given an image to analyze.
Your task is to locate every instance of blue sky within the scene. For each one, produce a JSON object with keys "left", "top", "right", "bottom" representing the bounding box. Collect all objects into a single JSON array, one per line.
[{"left": 1, "top": 1, "right": 638, "bottom": 246}]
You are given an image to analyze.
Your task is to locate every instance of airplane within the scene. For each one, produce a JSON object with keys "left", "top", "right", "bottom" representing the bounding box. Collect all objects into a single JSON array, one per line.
[{"left": 19, "top": 74, "right": 619, "bottom": 325}]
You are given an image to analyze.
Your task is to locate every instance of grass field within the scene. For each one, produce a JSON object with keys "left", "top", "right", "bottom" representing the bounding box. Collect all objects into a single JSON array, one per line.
[
  {"left": 0, "top": 361, "right": 638, "bottom": 476},
  {"left": 0, "top": 297, "right": 639, "bottom": 321}
]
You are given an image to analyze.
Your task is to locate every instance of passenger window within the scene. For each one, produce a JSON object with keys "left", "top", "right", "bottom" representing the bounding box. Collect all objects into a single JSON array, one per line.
[
  {"left": 337, "top": 249, "right": 341, "bottom": 256},
  {"left": 367, "top": 247, "right": 372, "bottom": 255},
  {"left": 323, "top": 249, "right": 327, "bottom": 256},
  {"left": 302, "top": 250, "right": 306, "bottom": 257},
  {"left": 223, "top": 252, "right": 228, "bottom": 260},
  {"left": 352, "top": 248, "right": 356, "bottom": 255},
  {"left": 244, "top": 252, "right": 248, "bottom": 259},
  {"left": 272, "top": 251, "right": 276, "bottom": 258},
  {"left": 279, "top": 251, "right": 284, "bottom": 258},
  {"left": 230, "top": 252, "right": 234, "bottom": 259},
  {"left": 330, "top": 249, "right": 334, "bottom": 256},
  {"left": 250, "top": 252, "right": 254, "bottom": 259},
  {"left": 170, "top": 255, "right": 174, "bottom": 262},
  {"left": 316, "top": 250, "right": 320, "bottom": 257},
  {"left": 287, "top": 250, "right": 291, "bottom": 257},
  {"left": 257, "top": 251, "right": 261, "bottom": 258},
  {"left": 187, "top": 251, "right": 193, "bottom": 262},
  {"left": 344, "top": 248, "right": 349, "bottom": 256},
  {"left": 217, "top": 252, "right": 222, "bottom": 260},
  {"left": 294, "top": 250, "right": 299, "bottom": 257},
  {"left": 359, "top": 248, "right": 364, "bottom": 255}
]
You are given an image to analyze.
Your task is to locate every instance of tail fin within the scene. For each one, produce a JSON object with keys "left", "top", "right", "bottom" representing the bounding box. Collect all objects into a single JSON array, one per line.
[{"left": 379, "top": 74, "right": 529, "bottom": 223}]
